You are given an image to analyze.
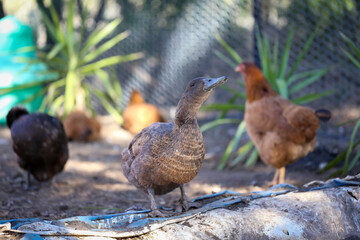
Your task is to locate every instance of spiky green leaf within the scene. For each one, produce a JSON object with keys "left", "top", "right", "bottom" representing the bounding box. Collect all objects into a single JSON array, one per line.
[
  {"left": 230, "top": 141, "right": 254, "bottom": 167},
  {"left": 217, "top": 121, "right": 247, "bottom": 170},
  {"left": 200, "top": 104, "right": 244, "bottom": 111},
  {"left": 289, "top": 68, "right": 328, "bottom": 95},
  {"left": 215, "top": 34, "right": 242, "bottom": 63},
  {"left": 214, "top": 50, "right": 238, "bottom": 69},
  {"left": 81, "top": 18, "right": 122, "bottom": 57},
  {"left": 200, "top": 118, "right": 241, "bottom": 132},
  {"left": 82, "top": 31, "right": 130, "bottom": 64},
  {"left": 292, "top": 90, "right": 334, "bottom": 104},
  {"left": 278, "top": 28, "right": 294, "bottom": 79},
  {"left": 244, "top": 148, "right": 259, "bottom": 168},
  {"left": 80, "top": 53, "right": 143, "bottom": 74}
]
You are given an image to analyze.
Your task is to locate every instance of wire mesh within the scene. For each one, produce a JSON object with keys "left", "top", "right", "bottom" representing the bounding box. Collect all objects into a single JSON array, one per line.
[{"left": 110, "top": 0, "right": 359, "bottom": 125}]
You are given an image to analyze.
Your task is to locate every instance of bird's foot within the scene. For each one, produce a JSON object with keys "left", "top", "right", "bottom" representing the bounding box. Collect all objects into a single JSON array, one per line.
[
  {"left": 264, "top": 180, "right": 277, "bottom": 188},
  {"left": 264, "top": 168, "right": 285, "bottom": 188},
  {"left": 148, "top": 209, "right": 169, "bottom": 218},
  {"left": 175, "top": 200, "right": 201, "bottom": 213}
]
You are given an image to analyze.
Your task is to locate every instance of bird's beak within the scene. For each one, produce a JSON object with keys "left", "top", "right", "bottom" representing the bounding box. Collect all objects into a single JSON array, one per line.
[{"left": 204, "top": 76, "right": 228, "bottom": 91}]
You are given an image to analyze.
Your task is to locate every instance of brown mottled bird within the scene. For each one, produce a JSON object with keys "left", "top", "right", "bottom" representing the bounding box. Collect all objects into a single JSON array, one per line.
[
  {"left": 63, "top": 111, "right": 101, "bottom": 142},
  {"left": 236, "top": 62, "right": 331, "bottom": 186},
  {"left": 122, "top": 76, "right": 228, "bottom": 217},
  {"left": 122, "top": 90, "right": 165, "bottom": 135},
  {"left": 6, "top": 106, "right": 69, "bottom": 188}
]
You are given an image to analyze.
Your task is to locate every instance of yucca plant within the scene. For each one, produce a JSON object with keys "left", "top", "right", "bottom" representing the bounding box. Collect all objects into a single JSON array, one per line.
[
  {"left": 319, "top": 32, "right": 360, "bottom": 177},
  {"left": 202, "top": 27, "right": 333, "bottom": 170},
  {"left": 0, "top": 0, "right": 143, "bottom": 123}
]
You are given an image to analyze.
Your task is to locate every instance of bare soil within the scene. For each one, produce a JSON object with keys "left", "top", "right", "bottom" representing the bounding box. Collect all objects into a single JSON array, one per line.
[{"left": 0, "top": 116, "right": 343, "bottom": 221}]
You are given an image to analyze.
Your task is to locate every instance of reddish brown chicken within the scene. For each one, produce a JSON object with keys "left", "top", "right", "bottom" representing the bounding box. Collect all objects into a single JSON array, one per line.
[
  {"left": 63, "top": 111, "right": 101, "bottom": 142},
  {"left": 122, "top": 90, "right": 165, "bottom": 134},
  {"left": 236, "top": 62, "right": 331, "bottom": 186}
]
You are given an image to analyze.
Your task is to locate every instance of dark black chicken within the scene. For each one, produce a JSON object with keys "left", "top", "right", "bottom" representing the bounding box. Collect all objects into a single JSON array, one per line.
[{"left": 6, "top": 106, "right": 69, "bottom": 188}]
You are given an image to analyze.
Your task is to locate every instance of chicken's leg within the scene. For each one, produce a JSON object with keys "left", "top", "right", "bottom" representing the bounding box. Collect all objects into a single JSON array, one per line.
[
  {"left": 270, "top": 168, "right": 280, "bottom": 186},
  {"left": 279, "top": 167, "right": 286, "bottom": 184},
  {"left": 147, "top": 188, "right": 165, "bottom": 217},
  {"left": 26, "top": 170, "right": 40, "bottom": 191}
]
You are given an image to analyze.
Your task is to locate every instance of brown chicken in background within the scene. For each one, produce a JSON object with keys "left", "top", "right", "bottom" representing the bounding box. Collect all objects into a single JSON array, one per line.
[
  {"left": 122, "top": 76, "right": 228, "bottom": 217},
  {"left": 236, "top": 62, "right": 331, "bottom": 186},
  {"left": 122, "top": 90, "right": 165, "bottom": 135},
  {"left": 63, "top": 111, "right": 101, "bottom": 142},
  {"left": 6, "top": 106, "right": 69, "bottom": 189}
]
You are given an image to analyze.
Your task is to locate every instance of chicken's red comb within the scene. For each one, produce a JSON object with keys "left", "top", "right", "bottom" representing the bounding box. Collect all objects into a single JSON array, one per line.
[{"left": 234, "top": 63, "right": 245, "bottom": 72}]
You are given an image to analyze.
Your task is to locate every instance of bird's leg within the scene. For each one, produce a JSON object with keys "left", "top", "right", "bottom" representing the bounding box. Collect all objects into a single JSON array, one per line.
[
  {"left": 177, "top": 184, "right": 189, "bottom": 212},
  {"left": 278, "top": 167, "right": 286, "bottom": 184},
  {"left": 26, "top": 171, "right": 40, "bottom": 191},
  {"left": 147, "top": 188, "right": 165, "bottom": 218},
  {"left": 50, "top": 177, "right": 59, "bottom": 191},
  {"left": 268, "top": 169, "right": 280, "bottom": 187},
  {"left": 176, "top": 184, "right": 200, "bottom": 213}
]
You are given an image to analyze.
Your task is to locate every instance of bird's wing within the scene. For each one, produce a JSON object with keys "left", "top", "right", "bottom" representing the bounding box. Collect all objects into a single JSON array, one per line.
[
  {"left": 128, "top": 122, "right": 173, "bottom": 160},
  {"left": 124, "top": 122, "right": 174, "bottom": 187},
  {"left": 246, "top": 96, "right": 319, "bottom": 145},
  {"left": 266, "top": 97, "right": 319, "bottom": 144},
  {"left": 281, "top": 104, "right": 320, "bottom": 143}
]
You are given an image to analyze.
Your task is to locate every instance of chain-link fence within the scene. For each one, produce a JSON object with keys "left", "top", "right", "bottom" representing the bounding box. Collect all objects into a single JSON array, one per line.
[{"left": 109, "top": 0, "right": 359, "bottom": 130}]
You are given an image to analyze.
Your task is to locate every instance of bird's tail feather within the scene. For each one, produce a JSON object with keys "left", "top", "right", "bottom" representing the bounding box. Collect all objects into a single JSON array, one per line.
[{"left": 315, "top": 109, "right": 331, "bottom": 122}]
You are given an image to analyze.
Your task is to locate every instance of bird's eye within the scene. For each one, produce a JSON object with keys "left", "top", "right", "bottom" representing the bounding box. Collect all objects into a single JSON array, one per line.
[{"left": 190, "top": 82, "right": 196, "bottom": 87}]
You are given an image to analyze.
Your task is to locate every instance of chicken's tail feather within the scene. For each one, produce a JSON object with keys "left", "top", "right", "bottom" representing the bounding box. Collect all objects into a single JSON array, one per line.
[{"left": 315, "top": 109, "right": 331, "bottom": 122}]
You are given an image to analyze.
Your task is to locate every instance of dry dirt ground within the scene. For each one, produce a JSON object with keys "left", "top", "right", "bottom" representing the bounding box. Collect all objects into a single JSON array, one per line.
[{"left": 0, "top": 116, "right": 344, "bottom": 221}]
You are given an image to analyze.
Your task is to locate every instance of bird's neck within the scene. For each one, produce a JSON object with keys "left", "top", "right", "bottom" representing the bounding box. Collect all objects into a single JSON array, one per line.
[
  {"left": 175, "top": 95, "right": 202, "bottom": 126},
  {"left": 245, "top": 76, "right": 277, "bottom": 103}
]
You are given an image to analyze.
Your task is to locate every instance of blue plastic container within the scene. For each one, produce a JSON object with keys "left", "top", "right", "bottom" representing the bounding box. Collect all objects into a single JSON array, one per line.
[{"left": 0, "top": 15, "right": 54, "bottom": 125}]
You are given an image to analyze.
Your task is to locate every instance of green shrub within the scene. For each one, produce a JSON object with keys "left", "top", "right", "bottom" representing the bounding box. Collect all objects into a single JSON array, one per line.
[{"left": 0, "top": 0, "right": 143, "bottom": 123}]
